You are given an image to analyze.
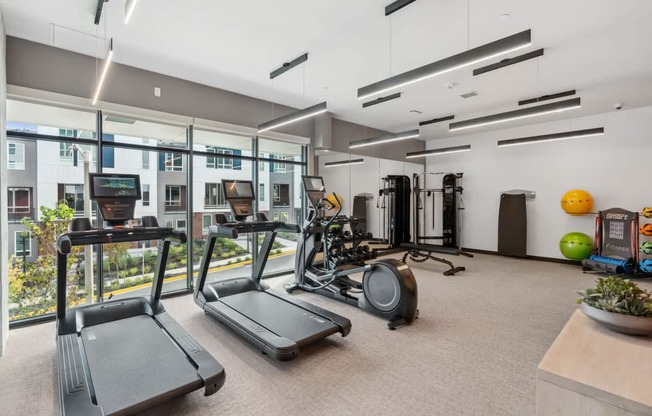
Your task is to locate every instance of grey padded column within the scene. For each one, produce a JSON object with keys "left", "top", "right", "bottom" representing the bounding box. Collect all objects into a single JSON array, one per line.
[{"left": 0, "top": 9, "right": 9, "bottom": 356}]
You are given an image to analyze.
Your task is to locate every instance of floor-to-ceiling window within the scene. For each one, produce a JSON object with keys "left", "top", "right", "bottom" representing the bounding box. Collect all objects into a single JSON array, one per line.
[
  {"left": 258, "top": 138, "right": 306, "bottom": 275},
  {"left": 4, "top": 99, "right": 308, "bottom": 324},
  {"left": 192, "top": 129, "right": 255, "bottom": 284},
  {"left": 102, "top": 113, "right": 189, "bottom": 299},
  {"left": 6, "top": 100, "right": 99, "bottom": 320}
]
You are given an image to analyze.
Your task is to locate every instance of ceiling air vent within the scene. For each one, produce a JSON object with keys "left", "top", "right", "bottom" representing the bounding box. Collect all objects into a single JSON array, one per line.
[
  {"left": 105, "top": 115, "right": 136, "bottom": 124},
  {"left": 460, "top": 91, "right": 479, "bottom": 99}
]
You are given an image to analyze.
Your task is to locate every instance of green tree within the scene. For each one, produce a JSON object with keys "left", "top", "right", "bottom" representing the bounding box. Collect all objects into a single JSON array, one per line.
[
  {"left": 8, "top": 201, "right": 81, "bottom": 318},
  {"left": 104, "top": 241, "right": 131, "bottom": 288}
]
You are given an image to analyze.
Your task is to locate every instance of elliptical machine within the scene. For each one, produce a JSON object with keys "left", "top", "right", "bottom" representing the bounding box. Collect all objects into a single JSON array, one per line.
[{"left": 287, "top": 176, "right": 418, "bottom": 329}]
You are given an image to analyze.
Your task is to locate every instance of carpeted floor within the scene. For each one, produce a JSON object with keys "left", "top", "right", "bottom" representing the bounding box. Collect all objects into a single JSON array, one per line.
[{"left": 2, "top": 253, "right": 648, "bottom": 416}]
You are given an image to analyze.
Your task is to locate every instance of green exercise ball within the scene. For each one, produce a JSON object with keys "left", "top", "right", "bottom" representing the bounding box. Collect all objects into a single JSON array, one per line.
[{"left": 559, "top": 232, "right": 593, "bottom": 260}]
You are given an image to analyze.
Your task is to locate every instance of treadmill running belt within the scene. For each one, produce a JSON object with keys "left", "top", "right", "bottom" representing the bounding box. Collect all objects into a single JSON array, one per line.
[
  {"left": 220, "top": 291, "right": 339, "bottom": 345},
  {"left": 81, "top": 315, "right": 202, "bottom": 415}
]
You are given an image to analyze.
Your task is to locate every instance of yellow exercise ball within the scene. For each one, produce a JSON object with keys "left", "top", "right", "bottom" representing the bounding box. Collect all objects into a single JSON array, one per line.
[
  {"left": 327, "top": 193, "right": 343, "bottom": 209},
  {"left": 561, "top": 189, "right": 594, "bottom": 216}
]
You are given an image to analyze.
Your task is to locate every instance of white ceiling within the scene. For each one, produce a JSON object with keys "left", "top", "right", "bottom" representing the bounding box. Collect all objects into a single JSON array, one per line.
[{"left": 1, "top": 0, "right": 652, "bottom": 141}]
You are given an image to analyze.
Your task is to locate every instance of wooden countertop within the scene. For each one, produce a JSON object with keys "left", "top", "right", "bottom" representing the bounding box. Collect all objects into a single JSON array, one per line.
[{"left": 537, "top": 310, "right": 652, "bottom": 415}]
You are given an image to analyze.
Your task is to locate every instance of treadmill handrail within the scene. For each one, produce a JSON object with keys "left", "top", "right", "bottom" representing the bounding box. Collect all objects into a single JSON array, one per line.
[
  {"left": 57, "top": 226, "right": 187, "bottom": 320},
  {"left": 208, "top": 221, "right": 301, "bottom": 238},
  {"left": 57, "top": 227, "right": 186, "bottom": 254}
]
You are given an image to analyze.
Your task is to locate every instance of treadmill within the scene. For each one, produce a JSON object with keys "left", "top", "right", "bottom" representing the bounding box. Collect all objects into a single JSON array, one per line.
[
  {"left": 194, "top": 179, "right": 351, "bottom": 361},
  {"left": 56, "top": 173, "right": 225, "bottom": 416}
]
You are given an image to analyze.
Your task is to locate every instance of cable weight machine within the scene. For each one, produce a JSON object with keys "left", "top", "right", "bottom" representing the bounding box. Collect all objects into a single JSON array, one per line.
[
  {"left": 415, "top": 172, "right": 463, "bottom": 247},
  {"left": 401, "top": 172, "right": 473, "bottom": 275},
  {"left": 368, "top": 175, "right": 411, "bottom": 250}
]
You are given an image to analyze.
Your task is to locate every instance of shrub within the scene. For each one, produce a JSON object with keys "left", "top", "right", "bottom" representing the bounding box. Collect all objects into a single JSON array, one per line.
[
  {"left": 128, "top": 267, "right": 139, "bottom": 276},
  {"left": 117, "top": 256, "right": 130, "bottom": 270}
]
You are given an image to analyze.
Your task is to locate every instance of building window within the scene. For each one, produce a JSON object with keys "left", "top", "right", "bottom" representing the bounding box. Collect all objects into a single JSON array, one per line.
[
  {"left": 205, "top": 183, "right": 227, "bottom": 208},
  {"left": 61, "top": 184, "right": 85, "bottom": 214},
  {"left": 281, "top": 212, "right": 289, "bottom": 223},
  {"left": 273, "top": 183, "right": 290, "bottom": 207},
  {"left": 176, "top": 219, "right": 187, "bottom": 232},
  {"left": 165, "top": 185, "right": 182, "bottom": 206},
  {"left": 14, "top": 231, "right": 32, "bottom": 257},
  {"left": 164, "top": 152, "right": 183, "bottom": 171},
  {"left": 273, "top": 213, "right": 279, "bottom": 222},
  {"left": 165, "top": 220, "right": 174, "bottom": 228},
  {"left": 59, "top": 128, "right": 75, "bottom": 137},
  {"left": 142, "top": 151, "right": 150, "bottom": 169},
  {"left": 59, "top": 142, "right": 73, "bottom": 165},
  {"left": 202, "top": 214, "right": 212, "bottom": 234},
  {"left": 207, "top": 147, "right": 234, "bottom": 169},
  {"left": 273, "top": 155, "right": 287, "bottom": 173},
  {"left": 8, "top": 187, "right": 31, "bottom": 222},
  {"left": 259, "top": 152, "right": 265, "bottom": 171},
  {"left": 259, "top": 183, "right": 265, "bottom": 202},
  {"left": 142, "top": 184, "right": 150, "bottom": 207},
  {"left": 7, "top": 143, "right": 25, "bottom": 170}
]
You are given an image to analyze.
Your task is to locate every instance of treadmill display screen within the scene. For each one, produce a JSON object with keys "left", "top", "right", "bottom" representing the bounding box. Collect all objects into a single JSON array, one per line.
[
  {"left": 223, "top": 180, "right": 255, "bottom": 200},
  {"left": 90, "top": 174, "right": 141, "bottom": 199}
]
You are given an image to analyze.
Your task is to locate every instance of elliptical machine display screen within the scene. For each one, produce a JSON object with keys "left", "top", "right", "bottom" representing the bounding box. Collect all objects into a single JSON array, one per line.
[
  {"left": 223, "top": 180, "right": 255, "bottom": 200},
  {"left": 303, "top": 177, "right": 325, "bottom": 192},
  {"left": 302, "top": 176, "right": 326, "bottom": 209}
]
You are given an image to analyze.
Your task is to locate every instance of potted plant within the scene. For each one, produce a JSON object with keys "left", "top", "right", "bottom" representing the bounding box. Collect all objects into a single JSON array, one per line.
[{"left": 576, "top": 276, "right": 652, "bottom": 335}]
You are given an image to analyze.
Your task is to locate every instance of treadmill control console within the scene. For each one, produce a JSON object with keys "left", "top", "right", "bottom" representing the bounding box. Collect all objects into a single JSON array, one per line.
[
  {"left": 222, "top": 179, "right": 256, "bottom": 221},
  {"left": 229, "top": 200, "right": 253, "bottom": 217},
  {"left": 89, "top": 173, "right": 141, "bottom": 226}
]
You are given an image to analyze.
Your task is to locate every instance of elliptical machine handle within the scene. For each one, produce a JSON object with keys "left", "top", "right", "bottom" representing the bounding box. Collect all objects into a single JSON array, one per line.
[{"left": 320, "top": 192, "right": 342, "bottom": 229}]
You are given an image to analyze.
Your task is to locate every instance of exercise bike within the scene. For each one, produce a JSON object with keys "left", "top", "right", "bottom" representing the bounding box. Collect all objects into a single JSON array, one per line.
[{"left": 287, "top": 176, "right": 418, "bottom": 329}]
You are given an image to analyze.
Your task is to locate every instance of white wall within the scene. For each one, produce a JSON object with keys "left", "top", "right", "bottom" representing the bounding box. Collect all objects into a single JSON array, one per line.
[
  {"left": 423, "top": 106, "right": 652, "bottom": 258},
  {"left": 0, "top": 9, "right": 7, "bottom": 356},
  {"left": 318, "top": 153, "right": 423, "bottom": 240}
]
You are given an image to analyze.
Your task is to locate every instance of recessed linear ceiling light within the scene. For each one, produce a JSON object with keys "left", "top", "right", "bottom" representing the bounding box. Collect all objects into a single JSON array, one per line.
[
  {"left": 324, "top": 158, "right": 365, "bottom": 167},
  {"left": 473, "top": 48, "right": 544, "bottom": 76},
  {"left": 449, "top": 97, "right": 581, "bottom": 132},
  {"left": 406, "top": 145, "right": 471, "bottom": 158},
  {"left": 419, "top": 115, "right": 454, "bottom": 127},
  {"left": 497, "top": 127, "right": 604, "bottom": 147},
  {"left": 124, "top": 0, "right": 140, "bottom": 24},
  {"left": 362, "top": 92, "right": 402, "bottom": 108},
  {"left": 518, "top": 89, "right": 576, "bottom": 106},
  {"left": 270, "top": 53, "right": 308, "bottom": 79},
  {"left": 92, "top": 38, "right": 114, "bottom": 106},
  {"left": 349, "top": 129, "right": 420, "bottom": 149},
  {"left": 257, "top": 102, "right": 328, "bottom": 133},
  {"left": 385, "top": 0, "right": 419, "bottom": 16},
  {"left": 357, "top": 29, "right": 532, "bottom": 100}
]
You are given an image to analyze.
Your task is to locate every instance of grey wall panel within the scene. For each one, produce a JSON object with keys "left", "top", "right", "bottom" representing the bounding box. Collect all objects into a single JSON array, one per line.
[
  {"left": 6, "top": 37, "right": 311, "bottom": 137},
  {"left": 1, "top": 10, "right": 9, "bottom": 356}
]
